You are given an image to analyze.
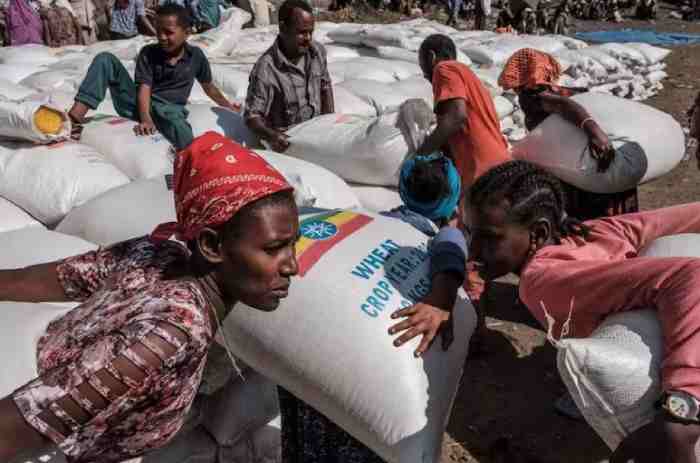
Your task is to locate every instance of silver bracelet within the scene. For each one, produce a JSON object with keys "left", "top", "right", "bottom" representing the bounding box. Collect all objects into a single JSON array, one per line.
[{"left": 579, "top": 117, "right": 594, "bottom": 130}]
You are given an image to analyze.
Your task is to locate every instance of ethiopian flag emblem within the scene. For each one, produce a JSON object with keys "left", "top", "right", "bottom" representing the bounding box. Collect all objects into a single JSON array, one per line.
[{"left": 295, "top": 210, "right": 373, "bottom": 277}]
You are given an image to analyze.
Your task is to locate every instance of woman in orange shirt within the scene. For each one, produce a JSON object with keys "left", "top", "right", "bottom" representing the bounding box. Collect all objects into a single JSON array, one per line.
[{"left": 415, "top": 34, "right": 511, "bottom": 325}]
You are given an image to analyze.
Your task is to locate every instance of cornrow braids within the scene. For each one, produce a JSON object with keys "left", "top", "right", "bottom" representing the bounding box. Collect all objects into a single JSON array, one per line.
[{"left": 469, "top": 160, "right": 591, "bottom": 241}]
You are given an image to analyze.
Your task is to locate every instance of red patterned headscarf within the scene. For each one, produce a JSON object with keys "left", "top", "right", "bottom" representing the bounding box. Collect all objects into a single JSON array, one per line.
[
  {"left": 152, "top": 131, "right": 293, "bottom": 242},
  {"left": 498, "top": 48, "right": 563, "bottom": 91}
]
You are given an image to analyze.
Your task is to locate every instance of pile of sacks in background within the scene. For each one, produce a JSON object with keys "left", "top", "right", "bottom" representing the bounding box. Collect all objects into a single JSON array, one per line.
[
  {"left": 0, "top": 6, "right": 676, "bottom": 219},
  {"left": 0, "top": 8, "right": 683, "bottom": 463}
]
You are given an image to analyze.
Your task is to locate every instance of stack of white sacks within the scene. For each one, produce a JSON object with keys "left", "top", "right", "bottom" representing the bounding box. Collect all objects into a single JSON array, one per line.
[
  {"left": 0, "top": 9, "right": 675, "bottom": 216},
  {"left": 0, "top": 7, "right": 685, "bottom": 462}
]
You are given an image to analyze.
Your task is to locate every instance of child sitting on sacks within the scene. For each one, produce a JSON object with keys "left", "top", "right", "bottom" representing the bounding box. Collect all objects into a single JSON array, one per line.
[
  {"left": 279, "top": 153, "right": 468, "bottom": 463},
  {"left": 67, "top": 3, "right": 238, "bottom": 150},
  {"left": 467, "top": 159, "right": 700, "bottom": 463}
]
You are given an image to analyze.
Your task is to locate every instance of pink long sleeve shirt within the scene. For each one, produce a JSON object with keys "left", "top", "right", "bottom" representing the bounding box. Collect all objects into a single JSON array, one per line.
[{"left": 520, "top": 202, "right": 700, "bottom": 398}]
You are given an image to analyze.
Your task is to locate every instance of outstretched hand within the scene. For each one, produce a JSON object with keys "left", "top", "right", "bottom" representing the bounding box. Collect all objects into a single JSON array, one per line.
[
  {"left": 389, "top": 302, "right": 454, "bottom": 358},
  {"left": 269, "top": 131, "right": 290, "bottom": 153},
  {"left": 388, "top": 272, "right": 461, "bottom": 357}
]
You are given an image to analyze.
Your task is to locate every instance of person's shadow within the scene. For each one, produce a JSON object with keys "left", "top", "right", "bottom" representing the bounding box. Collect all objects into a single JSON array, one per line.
[{"left": 444, "top": 279, "right": 612, "bottom": 463}]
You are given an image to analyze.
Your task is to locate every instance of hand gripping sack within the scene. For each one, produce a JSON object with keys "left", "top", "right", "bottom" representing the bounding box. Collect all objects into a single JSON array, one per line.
[
  {"left": 557, "top": 233, "right": 700, "bottom": 450},
  {"left": 0, "top": 100, "right": 71, "bottom": 143},
  {"left": 511, "top": 92, "right": 685, "bottom": 193},
  {"left": 80, "top": 116, "right": 175, "bottom": 180},
  {"left": 284, "top": 113, "right": 409, "bottom": 186},
  {"left": 222, "top": 209, "right": 477, "bottom": 462},
  {"left": 0, "top": 141, "right": 130, "bottom": 224}
]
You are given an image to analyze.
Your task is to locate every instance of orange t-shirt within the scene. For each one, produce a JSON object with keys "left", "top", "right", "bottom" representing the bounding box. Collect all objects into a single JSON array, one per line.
[{"left": 432, "top": 60, "right": 511, "bottom": 188}]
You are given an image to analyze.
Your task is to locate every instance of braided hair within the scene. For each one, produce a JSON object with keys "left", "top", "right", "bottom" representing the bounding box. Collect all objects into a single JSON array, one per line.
[{"left": 469, "top": 160, "right": 590, "bottom": 241}]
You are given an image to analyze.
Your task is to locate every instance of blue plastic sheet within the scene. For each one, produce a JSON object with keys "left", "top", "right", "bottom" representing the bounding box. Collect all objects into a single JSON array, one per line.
[{"left": 575, "top": 29, "right": 700, "bottom": 46}]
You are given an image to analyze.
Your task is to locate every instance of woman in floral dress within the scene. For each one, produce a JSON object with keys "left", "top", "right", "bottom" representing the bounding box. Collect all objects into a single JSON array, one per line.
[{"left": 0, "top": 131, "right": 300, "bottom": 463}]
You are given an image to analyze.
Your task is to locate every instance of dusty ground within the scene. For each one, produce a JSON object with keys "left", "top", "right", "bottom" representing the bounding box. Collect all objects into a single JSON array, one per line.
[
  {"left": 319, "top": 4, "right": 700, "bottom": 462},
  {"left": 319, "top": 4, "right": 700, "bottom": 460},
  {"left": 440, "top": 10, "right": 700, "bottom": 463}
]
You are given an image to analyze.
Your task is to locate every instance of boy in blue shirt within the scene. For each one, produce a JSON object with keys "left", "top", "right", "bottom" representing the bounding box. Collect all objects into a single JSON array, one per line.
[{"left": 69, "top": 3, "right": 238, "bottom": 150}]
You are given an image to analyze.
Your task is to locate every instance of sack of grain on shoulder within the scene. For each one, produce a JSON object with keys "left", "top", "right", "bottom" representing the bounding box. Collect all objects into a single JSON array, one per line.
[
  {"left": 223, "top": 208, "right": 476, "bottom": 463},
  {"left": 557, "top": 234, "right": 700, "bottom": 450},
  {"left": 512, "top": 92, "right": 685, "bottom": 193}
]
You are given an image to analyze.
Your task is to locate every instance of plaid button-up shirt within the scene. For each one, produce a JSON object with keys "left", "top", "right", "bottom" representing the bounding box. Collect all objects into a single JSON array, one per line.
[{"left": 244, "top": 38, "right": 332, "bottom": 131}]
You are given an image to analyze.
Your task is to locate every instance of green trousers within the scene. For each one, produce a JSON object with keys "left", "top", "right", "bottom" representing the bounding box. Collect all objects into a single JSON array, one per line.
[
  {"left": 196, "top": 0, "right": 222, "bottom": 29},
  {"left": 76, "top": 52, "right": 193, "bottom": 150}
]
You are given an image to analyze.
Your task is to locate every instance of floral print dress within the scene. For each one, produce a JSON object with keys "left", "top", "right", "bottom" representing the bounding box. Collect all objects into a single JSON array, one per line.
[{"left": 11, "top": 237, "right": 214, "bottom": 463}]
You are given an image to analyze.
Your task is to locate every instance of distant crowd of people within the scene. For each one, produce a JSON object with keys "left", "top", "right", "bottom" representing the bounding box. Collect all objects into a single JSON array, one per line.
[
  {"left": 0, "top": 0, "right": 231, "bottom": 47},
  {"left": 1, "top": 0, "right": 700, "bottom": 459}
]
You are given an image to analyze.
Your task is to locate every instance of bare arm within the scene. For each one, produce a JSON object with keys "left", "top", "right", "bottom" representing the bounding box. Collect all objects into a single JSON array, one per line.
[
  {"left": 0, "top": 263, "right": 70, "bottom": 303},
  {"left": 539, "top": 90, "right": 594, "bottom": 129},
  {"left": 611, "top": 413, "right": 700, "bottom": 463},
  {"left": 389, "top": 226, "right": 467, "bottom": 356},
  {"left": 0, "top": 397, "right": 51, "bottom": 461},
  {"left": 416, "top": 98, "right": 467, "bottom": 156},
  {"left": 245, "top": 115, "right": 289, "bottom": 152},
  {"left": 539, "top": 91, "right": 614, "bottom": 171},
  {"left": 321, "top": 84, "right": 334, "bottom": 115},
  {"left": 200, "top": 82, "right": 240, "bottom": 111},
  {"left": 0, "top": 321, "right": 189, "bottom": 461},
  {"left": 134, "top": 84, "right": 156, "bottom": 135}
]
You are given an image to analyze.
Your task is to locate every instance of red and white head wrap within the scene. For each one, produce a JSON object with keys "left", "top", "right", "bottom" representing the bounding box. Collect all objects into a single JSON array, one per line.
[
  {"left": 152, "top": 131, "right": 293, "bottom": 242},
  {"left": 498, "top": 48, "right": 563, "bottom": 91}
]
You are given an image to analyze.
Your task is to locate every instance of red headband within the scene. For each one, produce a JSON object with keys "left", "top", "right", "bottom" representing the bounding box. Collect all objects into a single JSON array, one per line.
[{"left": 152, "top": 131, "right": 293, "bottom": 242}]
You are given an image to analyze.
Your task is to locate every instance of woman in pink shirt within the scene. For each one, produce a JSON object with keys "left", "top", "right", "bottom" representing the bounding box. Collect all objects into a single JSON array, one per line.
[{"left": 466, "top": 160, "right": 700, "bottom": 463}]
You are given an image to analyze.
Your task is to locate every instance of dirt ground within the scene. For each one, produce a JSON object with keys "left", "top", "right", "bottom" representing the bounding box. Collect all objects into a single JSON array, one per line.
[
  {"left": 319, "top": 4, "right": 700, "bottom": 460},
  {"left": 319, "top": 4, "right": 700, "bottom": 461},
  {"left": 439, "top": 9, "right": 700, "bottom": 463}
]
